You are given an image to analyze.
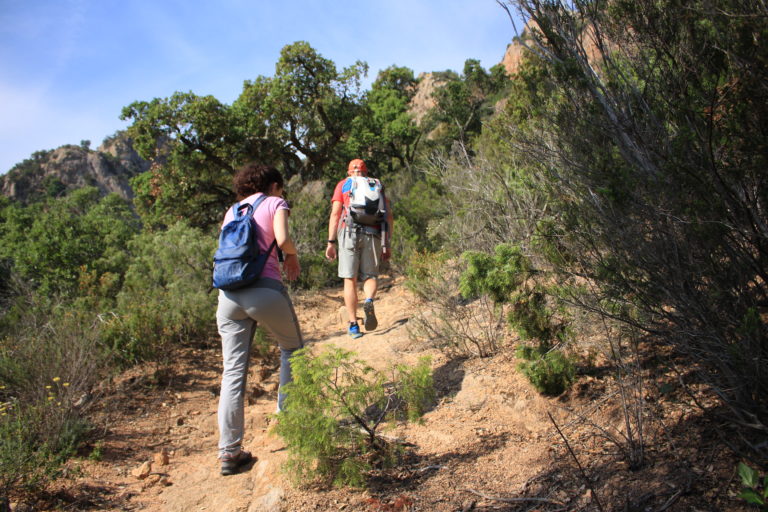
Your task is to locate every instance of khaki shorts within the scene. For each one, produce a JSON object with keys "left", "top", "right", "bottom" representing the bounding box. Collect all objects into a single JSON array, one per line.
[{"left": 338, "top": 226, "right": 382, "bottom": 281}]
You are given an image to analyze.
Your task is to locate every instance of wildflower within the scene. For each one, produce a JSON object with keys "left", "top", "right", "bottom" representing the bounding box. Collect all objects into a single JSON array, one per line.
[
  {"left": 48, "top": 396, "right": 54, "bottom": 401},
  {"left": 53, "top": 377, "right": 61, "bottom": 382},
  {"left": 63, "top": 383, "right": 70, "bottom": 387},
  {"left": 45, "top": 385, "right": 52, "bottom": 389}
]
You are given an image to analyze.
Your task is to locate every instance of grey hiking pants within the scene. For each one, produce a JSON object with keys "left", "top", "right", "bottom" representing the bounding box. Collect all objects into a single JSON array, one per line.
[{"left": 216, "top": 278, "right": 303, "bottom": 457}]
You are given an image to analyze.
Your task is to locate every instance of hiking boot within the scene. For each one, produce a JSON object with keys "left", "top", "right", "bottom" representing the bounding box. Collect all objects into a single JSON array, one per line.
[
  {"left": 348, "top": 322, "right": 363, "bottom": 339},
  {"left": 363, "top": 300, "right": 378, "bottom": 331},
  {"left": 220, "top": 450, "right": 253, "bottom": 476}
]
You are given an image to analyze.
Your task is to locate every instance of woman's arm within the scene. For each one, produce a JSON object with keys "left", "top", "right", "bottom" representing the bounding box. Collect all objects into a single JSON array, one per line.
[{"left": 273, "top": 208, "right": 300, "bottom": 281}]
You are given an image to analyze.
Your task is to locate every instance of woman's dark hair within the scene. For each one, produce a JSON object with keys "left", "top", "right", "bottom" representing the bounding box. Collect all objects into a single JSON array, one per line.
[{"left": 232, "top": 163, "right": 284, "bottom": 200}]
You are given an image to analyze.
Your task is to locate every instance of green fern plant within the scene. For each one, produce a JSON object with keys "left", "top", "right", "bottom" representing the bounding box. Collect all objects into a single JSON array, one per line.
[{"left": 274, "top": 346, "right": 434, "bottom": 487}]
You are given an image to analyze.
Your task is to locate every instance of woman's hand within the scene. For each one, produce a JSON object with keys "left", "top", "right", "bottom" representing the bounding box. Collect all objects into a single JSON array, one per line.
[{"left": 283, "top": 253, "right": 300, "bottom": 281}]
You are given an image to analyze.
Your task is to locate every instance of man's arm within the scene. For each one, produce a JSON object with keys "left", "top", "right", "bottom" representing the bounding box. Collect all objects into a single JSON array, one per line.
[{"left": 325, "top": 201, "right": 343, "bottom": 261}]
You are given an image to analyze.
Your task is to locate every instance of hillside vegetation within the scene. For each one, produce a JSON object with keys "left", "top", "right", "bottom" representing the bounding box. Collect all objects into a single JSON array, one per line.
[{"left": 1, "top": 1, "right": 766, "bottom": 510}]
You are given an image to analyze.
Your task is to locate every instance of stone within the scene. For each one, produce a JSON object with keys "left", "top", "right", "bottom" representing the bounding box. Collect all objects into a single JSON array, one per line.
[
  {"left": 131, "top": 461, "right": 152, "bottom": 480},
  {"left": 153, "top": 449, "right": 169, "bottom": 466}
]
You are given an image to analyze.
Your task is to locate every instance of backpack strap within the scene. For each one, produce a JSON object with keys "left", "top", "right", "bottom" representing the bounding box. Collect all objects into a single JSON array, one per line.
[{"left": 241, "top": 194, "right": 278, "bottom": 257}]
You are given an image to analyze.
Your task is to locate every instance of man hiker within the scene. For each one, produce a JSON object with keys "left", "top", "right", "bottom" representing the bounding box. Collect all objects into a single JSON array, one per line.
[{"left": 325, "top": 158, "right": 393, "bottom": 339}]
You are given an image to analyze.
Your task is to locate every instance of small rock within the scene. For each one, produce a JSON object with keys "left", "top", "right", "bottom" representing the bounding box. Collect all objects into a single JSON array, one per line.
[
  {"left": 176, "top": 417, "right": 185, "bottom": 426},
  {"left": 461, "top": 499, "right": 476, "bottom": 511},
  {"left": 131, "top": 461, "right": 152, "bottom": 480},
  {"left": 158, "top": 476, "right": 172, "bottom": 487},
  {"left": 154, "top": 448, "right": 169, "bottom": 466}
]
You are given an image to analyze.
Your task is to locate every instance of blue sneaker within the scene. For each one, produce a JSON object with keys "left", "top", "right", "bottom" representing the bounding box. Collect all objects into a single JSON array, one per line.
[
  {"left": 348, "top": 322, "right": 363, "bottom": 339},
  {"left": 363, "top": 299, "right": 378, "bottom": 331}
]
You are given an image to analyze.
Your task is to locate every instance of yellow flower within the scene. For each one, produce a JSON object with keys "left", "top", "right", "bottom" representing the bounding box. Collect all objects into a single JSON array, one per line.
[
  {"left": 47, "top": 396, "right": 54, "bottom": 401},
  {"left": 63, "top": 383, "right": 70, "bottom": 387},
  {"left": 52, "top": 377, "right": 61, "bottom": 382},
  {"left": 45, "top": 385, "right": 52, "bottom": 389}
]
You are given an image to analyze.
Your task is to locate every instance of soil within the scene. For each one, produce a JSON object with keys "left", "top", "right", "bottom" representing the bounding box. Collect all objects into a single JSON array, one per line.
[{"left": 27, "top": 274, "right": 753, "bottom": 511}]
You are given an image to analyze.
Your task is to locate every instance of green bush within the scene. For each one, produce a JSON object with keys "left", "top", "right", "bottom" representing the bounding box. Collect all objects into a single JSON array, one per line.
[
  {"left": 406, "top": 251, "right": 507, "bottom": 358},
  {"left": 274, "top": 347, "right": 434, "bottom": 487},
  {"left": 0, "top": 294, "right": 103, "bottom": 503},
  {"left": 507, "top": 287, "right": 569, "bottom": 344},
  {"left": 0, "top": 405, "right": 82, "bottom": 502},
  {"left": 516, "top": 344, "right": 575, "bottom": 396},
  {"left": 460, "top": 244, "right": 533, "bottom": 304},
  {"left": 103, "top": 221, "right": 217, "bottom": 363},
  {"left": 0, "top": 188, "right": 139, "bottom": 298},
  {"left": 290, "top": 252, "right": 338, "bottom": 291}
]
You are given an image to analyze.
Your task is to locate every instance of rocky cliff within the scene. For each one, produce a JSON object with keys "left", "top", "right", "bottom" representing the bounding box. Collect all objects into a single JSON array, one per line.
[{"left": 0, "top": 132, "right": 149, "bottom": 204}]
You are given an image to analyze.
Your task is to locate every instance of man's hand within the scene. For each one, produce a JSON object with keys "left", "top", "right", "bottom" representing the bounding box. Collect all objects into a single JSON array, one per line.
[
  {"left": 325, "top": 243, "right": 337, "bottom": 261},
  {"left": 283, "top": 253, "right": 300, "bottom": 281}
]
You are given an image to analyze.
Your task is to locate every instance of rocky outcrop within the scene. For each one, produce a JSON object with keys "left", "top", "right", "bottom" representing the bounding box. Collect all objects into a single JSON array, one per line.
[
  {"left": 408, "top": 72, "right": 450, "bottom": 126},
  {"left": 0, "top": 132, "right": 149, "bottom": 204},
  {"left": 500, "top": 20, "right": 604, "bottom": 77}
]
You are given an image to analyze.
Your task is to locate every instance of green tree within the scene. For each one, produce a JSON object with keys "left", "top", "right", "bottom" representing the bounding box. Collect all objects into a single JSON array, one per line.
[
  {"left": 121, "top": 92, "right": 241, "bottom": 229},
  {"left": 345, "top": 66, "right": 421, "bottom": 174},
  {"left": 497, "top": 0, "right": 768, "bottom": 452},
  {"left": 427, "top": 59, "right": 510, "bottom": 146},
  {"left": 122, "top": 41, "right": 369, "bottom": 228},
  {"left": 0, "top": 188, "right": 139, "bottom": 297}
]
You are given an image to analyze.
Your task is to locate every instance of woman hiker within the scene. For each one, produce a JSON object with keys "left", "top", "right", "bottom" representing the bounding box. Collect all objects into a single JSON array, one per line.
[{"left": 215, "top": 162, "right": 304, "bottom": 476}]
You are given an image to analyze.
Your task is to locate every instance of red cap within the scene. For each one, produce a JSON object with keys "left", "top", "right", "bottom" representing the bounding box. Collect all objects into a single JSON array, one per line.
[{"left": 347, "top": 159, "right": 367, "bottom": 173}]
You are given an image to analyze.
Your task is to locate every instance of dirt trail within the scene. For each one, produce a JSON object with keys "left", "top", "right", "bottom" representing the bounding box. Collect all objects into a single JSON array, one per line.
[
  {"left": 47, "top": 272, "right": 750, "bottom": 511},
  {"left": 143, "top": 275, "right": 433, "bottom": 512},
  {"left": 57, "top": 274, "right": 561, "bottom": 512}
]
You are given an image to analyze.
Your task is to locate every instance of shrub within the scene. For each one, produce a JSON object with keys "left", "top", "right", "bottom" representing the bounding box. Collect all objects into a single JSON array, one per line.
[
  {"left": 516, "top": 344, "right": 575, "bottom": 396},
  {"left": 0, "top": 188, "right": 139, "bottom": 298},
  {"left": 0, "top": 293, "right": 104, "bottom": 502},
  {"left": 274, "top": 347, "right": 434, "bottom": 487},
  {"left": 103, "top": 221, "right": 217, "bottom": 363},
  {"left": 0, "top": 405, "right": 81, "bottom": 503},
  {"left": 289, "top": 252, "right": 338, "bottom": 291},
  {"left": 406, "top": 252, "right": 506, "bottom": 358}
]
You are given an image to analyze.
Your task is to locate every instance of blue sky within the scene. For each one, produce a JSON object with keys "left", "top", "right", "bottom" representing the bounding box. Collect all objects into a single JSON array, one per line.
[{"left": 0, "top": 1, "right": 519, "bottom": 174}]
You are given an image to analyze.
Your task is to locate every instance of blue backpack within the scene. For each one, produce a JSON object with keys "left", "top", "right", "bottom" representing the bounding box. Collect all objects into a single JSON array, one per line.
[{"left": 212, "top": 195, "right": 277, "bottom": 290}]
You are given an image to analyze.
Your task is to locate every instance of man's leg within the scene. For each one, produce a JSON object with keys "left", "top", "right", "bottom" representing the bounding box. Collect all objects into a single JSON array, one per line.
[
  {"left": 362, "top": 277, "right": 379, "bottom": 330},
  {"left": 344, "top": 277, "right": 358, "bottom": 323},
  {"left": 363, "top": 277, "right": 378, "bottom": 301},
  {"left": 359, "top": 233, "right": 382, "bottom": 331}
]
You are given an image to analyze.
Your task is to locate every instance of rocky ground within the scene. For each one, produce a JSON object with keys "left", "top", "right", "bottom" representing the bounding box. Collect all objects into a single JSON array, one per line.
[{"left": 26, "top": 274, "right": 754, "bottom": 511}]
